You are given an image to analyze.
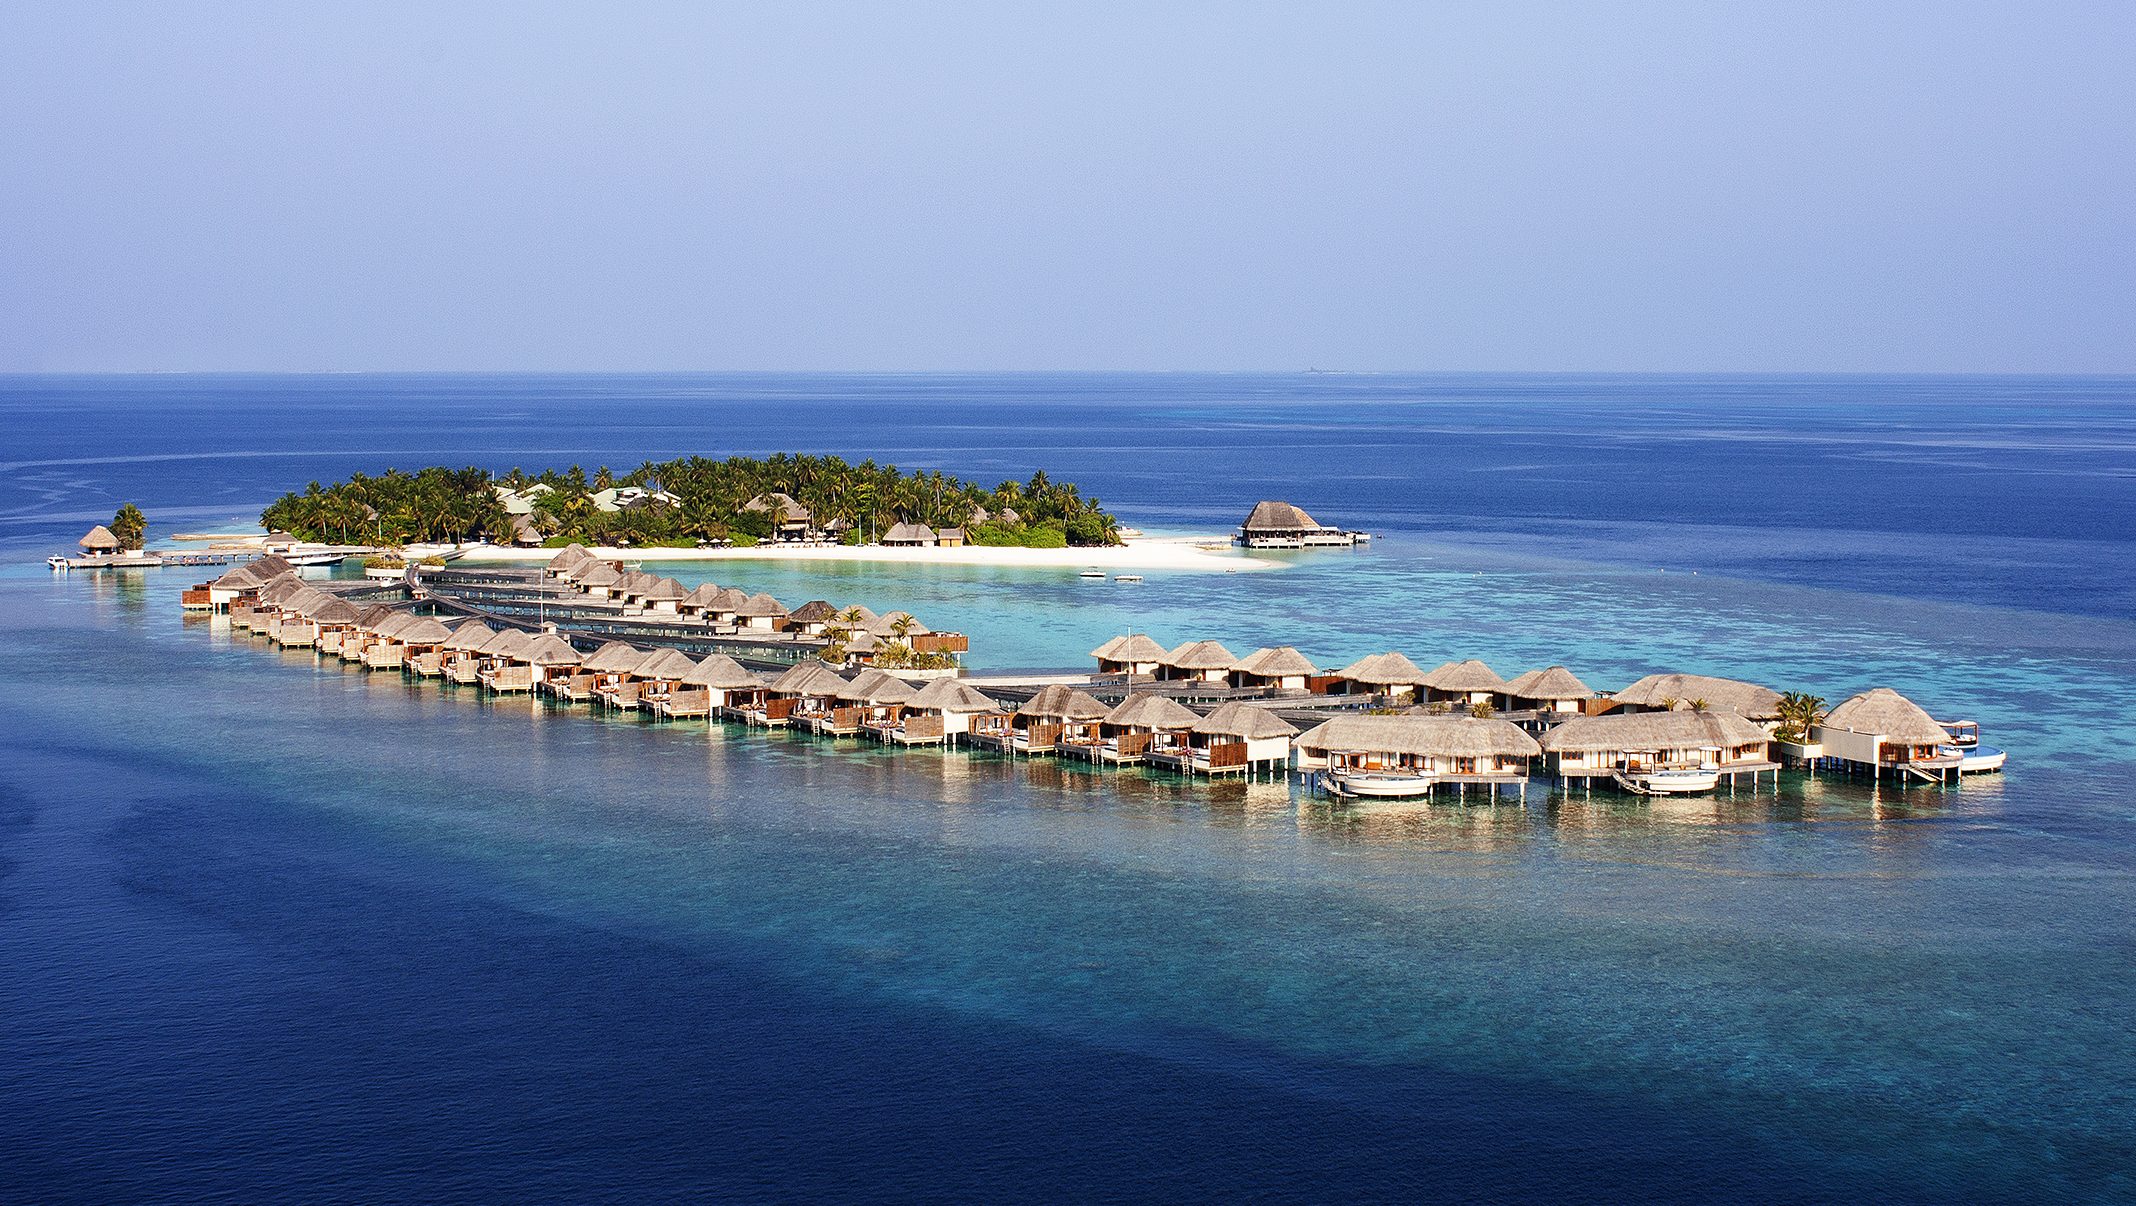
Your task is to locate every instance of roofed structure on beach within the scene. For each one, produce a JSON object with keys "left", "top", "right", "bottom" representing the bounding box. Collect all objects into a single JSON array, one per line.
[
  {"left": 906, "top": 679, "right": 1000, "bottom": 714},
  {"left": 679, "top": 653, "right": 761, "bottom": 691},
  {"left": 742, "top": 492, "right": 811, "bottom": 538},
  {"left": 1101, "top": 693, "right": 1202, "bottom": 731},
  {"left": 579, "top": 641, "right": 646, "bottom": 673},
  {"left": 1502, "top": 666, "right": 1593, "bottom": 710},
  {"left": 1612, "top": 673, "right": 1783, "bottom": 720},
  {"left": 1539, "top": 709, "right": 1769, "bottom": 754},
  {"left": 1420, "top": 659, "right": 1507, "bottom": 700},
  {"left": 881, "top": 522, "right": 936, "bottom": 546},
  {"left": 79, "top": 524, "right": 122, "bottom": 551},
  {"left": 1334, "top": 651, "right": 1431, "bottom": 694},
  {"left": 1015, "top": 684, "right": 1110, "bottom": 721},
  {"left": 1818, "top": 688, "right": 1950, "bottom": 746},
  {"left": 1239, "top": 501, "right": 1325, "bottom": 534},
  {"left": 1295, "top": 714, "right": 1541, "bottom": 759},
  {"left": 1192, "top": 701, "right": 1300, "bottom": 740}
]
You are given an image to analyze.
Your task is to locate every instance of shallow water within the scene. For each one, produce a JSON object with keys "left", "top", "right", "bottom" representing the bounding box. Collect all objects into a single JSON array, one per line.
[{"left": 2, "top": 374, "right": 2133, "bottom": 1201}]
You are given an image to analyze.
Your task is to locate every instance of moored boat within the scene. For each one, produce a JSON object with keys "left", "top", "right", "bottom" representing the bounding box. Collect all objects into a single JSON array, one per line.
[
  {"left": 1610, "top": 766, "right": 1722, "bottom": 795},
  {"left": 1317, "top": 769, "right": 1437, "bottom": 800}
]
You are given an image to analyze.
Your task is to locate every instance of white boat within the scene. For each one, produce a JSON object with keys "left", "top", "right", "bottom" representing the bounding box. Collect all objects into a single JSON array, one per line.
[
  {"left": 1078, "top": 569, "right": 1105, "bottom": 579},
  {"left": 47, "top": 555, "right": 69, "bottom": 571},
  {"left": 1943, "top": 744, "right": 2007, "bottom": 773},
  {"left": 1114, "top": 574, "right": 1142, "bottom": 582},
  {"left": 1611, "top": 766, "right": 1721, "bottom": 795},
  {"left": 1318, "top": 768, "right": 1436, "bottom": 799}
]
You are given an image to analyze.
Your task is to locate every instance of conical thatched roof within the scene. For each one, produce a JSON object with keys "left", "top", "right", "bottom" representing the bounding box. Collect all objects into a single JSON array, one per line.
[
  {"left": 1232, "top": 646, "right": 1318, "bottom": 678},
  {"left": 1296, "top": 715, "right": 1540, "bottom": 758},
  {"left": 1192, "top": 701, "right": 1300, "bottom": 739},
  {"left": 396, "top": 617, "right": 456, "bottom": 646},
  {"left": 681, "top": 582, "right": 724, "bottom": 607},
  {"left": 355, "top": 603, "right": 398, "bottom": 626},
  {"left": 1336, "top": 651, "right": 1430, "bottom": 686},
  {"left": 637, "top": 577, "right": 687, "bottom": 603},
  {"left": 906, "top": 679, "right": 999, "bottom": 713},
  {"left": 80, "top": 524, "right": 122, "bottom": 550},
  {"left": 212, "top": 562, "right": 266, "bottom": 589},
  {"left": 883, "top": 522, "right": 935, "bottom": 543},
  {"left": 867, "top": 610, "right": 931, "bottom": 637},
  {"left": 578, "top": 641, "right": 646, "bottom": 673},
  {"left": 578, "top": 563, "right": 622, "bottom": 588},
  {"left": 1503, "top": 665, "right": 1593, "bottom": 702},
  {"left": 789, "top": 600, "right": 838, "bottom": 624},
  {"left": 1101, "top": 693, "right": 1202, "bottom": 730},
  {"left": 1165, "top": 639, "right": 1239, "bottom": 671},
  {"left": 617, "top": 570, "right": 662, "bottom": 595},
  {"left": 1821, "top": 688, "right": 1949, "bottom": 745},
  {"left": 845, "top": 630, "right": 882, "bottom": 654},
  {"left": 705, "top": 586, "right": 751, "bottom": 611},
  {"left": 1612, "top": 673, "right": 1783, "bottom": 719},
  {"left": 844, "top": 668, "right": 919, "bottom": 704},
  {"left": 1540, "top": 709, "right": 1767, "bottom": 753},
  {"left": 768, "top": 661, "right": 848, "bottom": 695},
  {"left": 1421, "top": 659, "right": 1507, "bottom": 693},
  {"left": 629, "top": 647, "right": 701, "bottom": 679},
  {"left": 547, "top": 544, "right": 594, "bottom": 572},
  {"left": 733, "top": 592, "right": 789, "bottom": 619},
  {"left": 1016, "top": 684, "right": 1109, "bottom": 721},
  {"left": 311, "top": 598, "right": 362, "bottom": 626},
  {"left": 249, "top": 555, "right": 298, "bottom": 578},
  {"left": 505, "top": 634, "right": 576, "bottom": 665},
  {"left": 1241, "top": 500, "right": 1324, "bottom": 532},
  {"left": 679, "top": 653, "right": 760, "bottom": 690},
  {"left": 257, "top": 576, "right": 309, "bottom": 605},
  {"left": 441, "top": 621, "right": 497, "bottom": 652},
  {"left": 369, "top": 610, "right": 422, "bottom": 638},
  {"left": 1093, "top": 633, "right": 1170, "bottom": 663},
  {"left": 480, "top": 627, "right": 532, "bottom": 656},
  {"left": 283, "top": 587, "right": 335, "bottom": 616}
]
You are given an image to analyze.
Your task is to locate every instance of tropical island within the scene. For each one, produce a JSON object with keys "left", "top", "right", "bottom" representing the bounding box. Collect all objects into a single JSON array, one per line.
[{"left": 260, "top": 455, "right": 1123, "bottom": 550}]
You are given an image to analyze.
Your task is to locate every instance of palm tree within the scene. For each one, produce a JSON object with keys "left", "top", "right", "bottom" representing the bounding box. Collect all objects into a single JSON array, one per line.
[{"left": 1774, "top": 692, "right": 1827, "bottom": 743}]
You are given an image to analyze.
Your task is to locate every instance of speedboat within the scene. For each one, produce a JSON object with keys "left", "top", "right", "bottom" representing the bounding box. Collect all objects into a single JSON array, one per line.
[
  {"left": 1942, "top": 743, "right": 2007, "bottom": 773},
  {"left": 47, "top": 554, "right": 69, "bottom": 570},
  {"left": 1318, "top": 768, "right": 1436, "bottom": 799},
  {"left": 1114, "top": 574, "right": 1142, "bottom": 582},
  {"left": 1078, "top": 569, "right": 1105, "bottom": 579},
  {"left": 1611, "top": 766, "right": 1721, "bottom": 795}
]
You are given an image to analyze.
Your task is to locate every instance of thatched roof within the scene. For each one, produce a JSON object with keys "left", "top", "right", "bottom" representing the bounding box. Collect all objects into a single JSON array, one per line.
[
  {"left": 618, "top": 570, "right": 662, "bottom": 595},
  {"left": 1102, "top": 693, "right": 1202, "bottom": 730},
  {"left": 883, "top": 522, "right": 935, "bottom": 543},
  {"left": 311, "top": 598, "right": 362, "bottom": 626},
  {"left": 769, "top": 661, "right": 849, "bottom": 696},
  {"left": 906, "top": 679, "right": 999, "bottom": 713},
  {"left": 396, "top": 617, "right": 456, "bottom": 646},
  {"left": 1093, "top": 633, "right": 1170, "bottom": 663},
  {"left": 679, "top": 653, "right": 760, "bottom": 690},
  {"left": 707, "top": 586, "right": 751, "bottom": 611},
  {"left": 282, "top": 587, "right": 334, "bottom": 616},
  {"left": 639, "top": 577, "right": 687, "bottom": 603},
  {"left": 742, "top": 492, "right": 809, "bottom": 521},
  {"left": 1612, "top": 673, "right": 1783, "bottom": 719},
  {"left": 845, "top": 668, "right": 918, "bottom": 704},
  {"left": 355, "top": 603, "right": 398, "bottom": 626},
  {"left": 479, "top": 627, "right": 532, "bottom": 656},
  {"left": 1821, "top": 688, "right": 1949, "bottom": 745},
  {"left": 1241, "top": 500, "right": 1324, "bottom": 532},
  {"left": 1421, "top": 659, "right": 1507, "bottom": 693},
  {"left": 577, "top": 563, "right": 622, "bottom": 588},
  {"left": 368, "top": 611, "right": 422, "bottom": 638},
  {"left": 1192, "top": 701, "right": 1300, "bottom": 740},
  {"left": 212, "top": 563, "right": 266, "bottom": 589},
  {"left": 579, "top": 641, "right": 646, "bottom": 673},
  {"left": 867, "top": 611, "right": 931, "bottom": 637},
  {"left": 845, "top": 631, "right": 882, "bottom": 654},
  {"left": 1165, "top": 640, "right": 1239, "bottom": 671},
  {"left": 80, "top": 524, "right": 122, "bottom": 550},
  {"left": 1016, "top": 684, "right": 1110, "bottom": 721},
  {"left": 257, "top": 576, "right": 309, "bottom": 605},
  {"left": 1232, "top": 646, "right": 1318, "bottom": 678},
  {"left": 249, "top": 554, "right": 298, "bottom": 578},
  {"left": 1540, "top": 709, "right": 1767, "bottom": 753},
  {"left": 789, "top": 600, "right": 838, "bottom": 623},
  {"left": 1296, "top": 715, "right": 1540, "bottom": 758},
  {"left": 1503, "top": 665, "right": 1593, "bottom": 702},
  {"left": 733, "top": 592, "right": 789, "bottom": 619},
  {"left": 441, "top": 621, "right": 496, "bottom": 652},
  {"left": 515, "top": 634, "right": 582, "bottom": 666},
  {"left": 1336, "top": 651, "right": 1430, "bottom": 686},
  {"left": 547, "top": 544, "right": 594, "bottom": 572},
  {"left": 629, "top": 647, "right": 700, "bottom": 679},
  {"left": 681, "top": 582, "right": 724, "bottom": 607}
]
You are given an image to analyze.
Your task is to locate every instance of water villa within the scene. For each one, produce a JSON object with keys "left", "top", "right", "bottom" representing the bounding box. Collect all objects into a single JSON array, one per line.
[
  {"left": 1227, "top": 646, "right": 1317, "bottom": 693},
  {"left": 1235, "top": 500, "right": 1366, "bottom": 549},
  {"left": 1539, "top": 709, "right": 1779, "bottom": 795},
  {"left": 1499, "top": 666, "right": 1594, "bottom": 715},
  {"left": 605, "top": 646, "right": 699, "bottom": 711},
  {"left": 1161, "top": 640, "right": 1239, "bottom": 684},
  {"left": 1295, "top": 715, "right": 1541, "bottom": 801},
  {"left": 1093, "top": 634, "right": 1170, "bottom": 680},
  {"left": 1333, "top": 652, "right": 1431, "bottom": 703},
  {"left": 1611, "top": 673, "right": 1784, "bottom": 722},
  {"left": 871, "top": 679, "right": 1000, "bottom": 746},
  {"left": 1146, "top": 701, "right": 1299, "bottom": 777},
  {"left": 1063, "top": 693, "right": 1202, "bottom": 765},
  {"left": 971, "top": 684, "right": 1107, "bottom": 756},
  {"left": 652, "top": 653, "right": 762, "bottom": 720},
  {"left": 1420, "top": 659, "right": 1507, "bottom": 706},
  {"left": 1812, "top": 688, "right": 1966, "bottom": 783}
]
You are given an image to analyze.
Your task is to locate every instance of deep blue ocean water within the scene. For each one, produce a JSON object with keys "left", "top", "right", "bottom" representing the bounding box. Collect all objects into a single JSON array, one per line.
[{"left": 2, "top": 373, "right": 2133, "bottom": 1202}]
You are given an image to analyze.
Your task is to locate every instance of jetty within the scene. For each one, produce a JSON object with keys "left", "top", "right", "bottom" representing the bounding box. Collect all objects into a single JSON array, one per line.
[{"left": 167, "top": 543, "right": 2005, "bottom": 802}]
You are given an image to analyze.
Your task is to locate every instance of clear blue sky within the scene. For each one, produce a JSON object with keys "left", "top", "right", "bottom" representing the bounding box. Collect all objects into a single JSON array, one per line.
[{"left": 1, "top": 2, "right": 2130, "bottom": 372}]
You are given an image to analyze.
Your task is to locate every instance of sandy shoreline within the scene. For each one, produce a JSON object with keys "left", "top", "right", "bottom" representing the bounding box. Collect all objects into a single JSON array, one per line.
[{"left": 438, "top": 535, "right": 1278, "bottom": 573}]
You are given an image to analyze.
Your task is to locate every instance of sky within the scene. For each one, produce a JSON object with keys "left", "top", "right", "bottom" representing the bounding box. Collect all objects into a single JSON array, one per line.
[{"left": 0, "top": 2, "right": 2131, "bottom": 373}]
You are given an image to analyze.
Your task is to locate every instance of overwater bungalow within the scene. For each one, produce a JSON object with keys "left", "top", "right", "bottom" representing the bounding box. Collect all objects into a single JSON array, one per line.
[
  {"left": 201, "top": 557, "right": 293, "bottom": 611},
  {"left": 787, "top": 600, "right": 838, "bottom": 637},
  {"left": 732, "top": 593, "right": 790, "bottom": 633},
  {"left": 311, "top": 597, "right": 364, "bottom": 655},
  {"left": 1611, "top": 673, "right": 1783, "bottom": 723},
  {"left": 336, "top": 603, "right": 396, "bottom": 661},
  {"left": 1539, "top": 709, "right": 1778, "bottom": 794},
  {"left": 1161, "top": 639, "right": 1239, "bottom": 684},
  {"left": 676, "top": 582, "right": 726, "bottom": 621},
  {"left": 651, "top": 653, "right": 761, "bottom": 719},
  {"left": 1236, "top": 500, "right": 1361, "bottom": 548},
  {"left": 577, "top": 562, "right": 625, "bottom": 598},
  {"left": 439, "top": 621, "right": 498, "bottom": 683},
  {"left": 635, "top": 576, "right": 688, "bottom": 615},
  {"left": 744, "top": 661, "right": 848, "bottom": 728},
  {"left": 1063, "top": 693, "right": 1201, "bottom": 765},
  {"left": 1147, "top": 701, "right": 1299, "bottom": 777},
  {"left": 700, "top": 586, "right": 750, "bottom": 630},
  {"left": 1332, "top": 651, "right": 1431, "bottom": 702},
  {"left": 1092, "top": 633, "right": 1170, "bottom": 680},
  {"left": 605, "top": 646, "right": 698, "bottom": 711},
  {"left": 827, "top": 668, "right": 917, "bottom": 737},
  {"left": 469, "top": 626, "right": 532, "bottom": 685},
  {"left": 544, "top": 544, "right": 595, "bottom": 579},
  {"left": 613, "top": 571, "right": 662, "bottom": 608},
  {"left": 870, "top": 679, "right": 999, "bottom": 746},
  {"left": 1812, "top": 688, "right": 1965, "bottom": 783},
  {"left": 554, "top": 640, "right": 645, "bottom": 703},
  {"left": 1294, "top": 715, "right": 1541, "bottom": 801},
  {"left": 971, "top": 684, "right": 1108, "bottom": 756},
  {"left": 1228, "top": 646, "right": 1319, "bottom": 693},
  {"left": 1419, "top": 659, "right": 1507, "bottom": 706},
  {"left": 1499, "top": 666, "right": 1594, "bottom": 715},
  {"left": 485, "top": 633, "right": 580, "bottom": 693},
  {"left": 360, "top": 609, "right": 427, "bottom": 667},
  {"left": 396, "top": 617, "right": 459, "bottom": 677}
]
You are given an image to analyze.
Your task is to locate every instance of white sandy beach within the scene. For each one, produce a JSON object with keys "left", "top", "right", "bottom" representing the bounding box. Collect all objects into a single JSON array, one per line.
[{"left": 440, "top": 534, "right": 1277, "bottom": 573}]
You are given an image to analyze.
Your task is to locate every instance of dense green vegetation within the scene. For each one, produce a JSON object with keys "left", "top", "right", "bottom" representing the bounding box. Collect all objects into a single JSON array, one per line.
[
  {"left": 260, "top": 455, "right": 1120, "bottom": 548},
  {"left": 109, "top": 503, "right": 147, "bottom": 550}
]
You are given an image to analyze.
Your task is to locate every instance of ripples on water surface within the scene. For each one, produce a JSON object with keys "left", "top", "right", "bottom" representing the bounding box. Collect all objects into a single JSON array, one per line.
[{"left": 1, "top": 374, "right": 2133, "bottom": 1202}]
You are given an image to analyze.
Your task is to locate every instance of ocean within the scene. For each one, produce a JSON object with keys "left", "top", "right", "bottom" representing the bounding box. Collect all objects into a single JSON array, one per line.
[{"left": 1, "top": 373, "right": 2132, "bottom": 1202}]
